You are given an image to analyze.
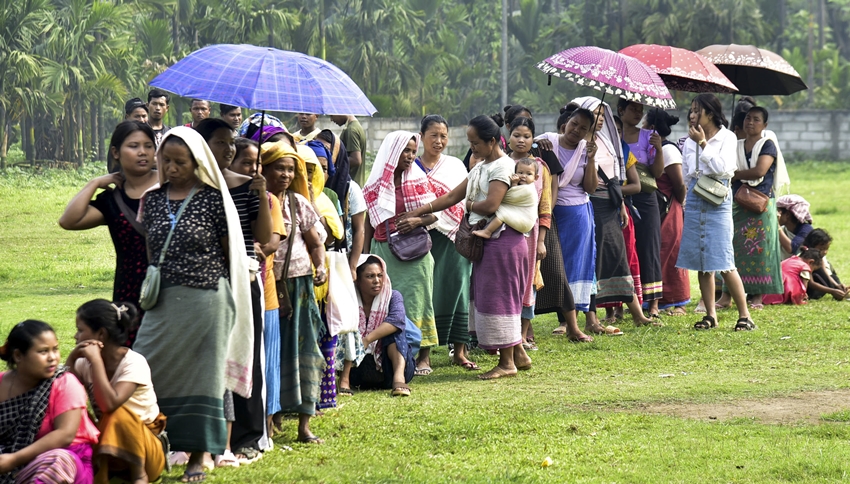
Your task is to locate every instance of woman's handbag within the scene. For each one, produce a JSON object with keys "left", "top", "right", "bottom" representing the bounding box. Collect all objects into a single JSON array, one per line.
[
  {"left": 635, "top": 163, "right": 658, "bottom": 193},
  {"left": 596, "top": 167, "right": 624, "bottom": 209},
  {"left": 277, "top": 192, "right": 297, "bottom": 319},
  {"left": 385, "top": 219, "right": 432, "bottom": 262},
  {"left": 734, "top": 184, "right": 769, "bottom": 213},
  {"left": 693, "top": 174, "right": 728, "bottom": 207},
  {"left": 139, "top": 186, "right": 198, "bottom": 311},
  {"left": 454, "top": 214, "right": 486, "bottom": 262}
]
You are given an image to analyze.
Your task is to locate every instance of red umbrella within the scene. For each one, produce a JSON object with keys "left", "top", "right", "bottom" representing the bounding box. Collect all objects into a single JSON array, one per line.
[
  {"left": 619, "top": 44, "right": 738, "bottom": 93},
  {"left": 696, "top": 44, "right": 807, "bottom": 96}
]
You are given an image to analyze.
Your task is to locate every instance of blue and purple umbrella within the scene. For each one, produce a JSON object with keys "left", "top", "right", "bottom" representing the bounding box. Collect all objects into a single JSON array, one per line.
[{"left": 150, "top": 44, "right": 377, "bottom": 116}]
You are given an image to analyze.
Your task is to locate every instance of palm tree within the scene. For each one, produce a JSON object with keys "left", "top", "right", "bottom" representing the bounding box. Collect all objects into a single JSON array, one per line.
[{"left": 0, "top": 0, "right": 51, "bottom": 167}]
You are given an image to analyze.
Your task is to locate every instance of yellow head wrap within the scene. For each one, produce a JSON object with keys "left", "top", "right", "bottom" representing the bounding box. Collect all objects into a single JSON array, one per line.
[{"left": 260, "top": 140, "right": 310, "bottom": 201}]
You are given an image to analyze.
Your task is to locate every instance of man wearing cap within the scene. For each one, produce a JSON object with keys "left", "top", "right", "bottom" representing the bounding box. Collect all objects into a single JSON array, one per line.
[{"left": 124, "top": 98, "right": 149, "bottom": 123}]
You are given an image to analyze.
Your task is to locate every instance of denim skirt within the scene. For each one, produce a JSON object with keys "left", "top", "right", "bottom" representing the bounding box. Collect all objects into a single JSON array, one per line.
[{"left": 676, "top": 177, "right": 735, "bottom": 272}]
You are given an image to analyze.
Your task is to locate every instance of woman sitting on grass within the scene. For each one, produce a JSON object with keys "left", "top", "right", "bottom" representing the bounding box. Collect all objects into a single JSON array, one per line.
[
  {"left": 777, "top": 194, "right": 814, "bottom": 260},
  {"left": 337, "top": 255, "right": 416, "bottom": 397},
  {"left": 0, "top": 320, "right": 100, "bottom": 484},
  {"left": 67, "top": 300, "right": 165, "bottom": 484}
]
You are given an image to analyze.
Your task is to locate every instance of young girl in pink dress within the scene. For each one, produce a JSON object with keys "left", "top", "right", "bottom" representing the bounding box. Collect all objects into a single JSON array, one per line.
[{"left": 764, "top": 247, "right": 824, "bottom": 306}]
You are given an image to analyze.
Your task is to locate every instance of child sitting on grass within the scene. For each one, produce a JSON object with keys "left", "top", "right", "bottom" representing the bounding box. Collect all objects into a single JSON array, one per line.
[
  {"left": 802, "top": 228, "right": 849, "bottom": 301},
  {"left": 472, "top": 157, "right": 539, "bottom": 239},
  {"left": 764, "top": 247, "right": 823, "bottom": 306},
  {"left": 777, "top": 194, "right": 814, "bottom": 260},
  {"left": 66, "top": 300, "right": 166, "bottom": 484}
]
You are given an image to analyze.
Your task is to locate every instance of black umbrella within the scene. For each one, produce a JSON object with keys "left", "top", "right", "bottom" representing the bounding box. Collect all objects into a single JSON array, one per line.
[{"left": 696, "top": 44, "right": 807, "bottom": 96}]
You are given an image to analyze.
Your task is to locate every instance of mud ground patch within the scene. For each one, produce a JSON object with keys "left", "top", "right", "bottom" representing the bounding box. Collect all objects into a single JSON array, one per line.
[{"left": 635, "top": 390, "right": 850, "bottom": 424}]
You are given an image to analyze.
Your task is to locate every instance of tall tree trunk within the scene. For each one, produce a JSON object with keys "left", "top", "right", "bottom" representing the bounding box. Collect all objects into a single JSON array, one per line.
[
  {"left": 618, "top": 0, "right": 625, "bottom": 50},
  {"left": 97, "top": 104, "right": 104, "bottom": 161},
  {"left": 90, "top": 102, "right": 97, "bottom": 161},
  {"left": 77, "top": 102, "right": 84, "bottom": 166},
  {"left": 778, "top": 0, "right": 786, "bottom": 52},
  {"left": 501, "top": 0, "right": 508, "bottom": 108},
  {"left": 807, "top": 2, "right": 815, "bottom": 106},
  {"left": 23, "top": 114, "right": 32, "bottom": 162},
  {"left": 0, "top": 104, "right": 6, "bottom": 169}
]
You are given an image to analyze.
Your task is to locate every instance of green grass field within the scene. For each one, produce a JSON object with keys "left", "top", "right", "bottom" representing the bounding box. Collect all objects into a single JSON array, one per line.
[{"left": 2, "top": 162, "right": 850, "bottom": 483}]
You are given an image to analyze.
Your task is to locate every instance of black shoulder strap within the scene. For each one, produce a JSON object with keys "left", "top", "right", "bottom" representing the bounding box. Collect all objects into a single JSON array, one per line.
[
  {"left": 661, "top": 139, "right": 682, "bottom": 153},
  {"left": 112, "top": 188, "right": 147, "bottom": 237}
]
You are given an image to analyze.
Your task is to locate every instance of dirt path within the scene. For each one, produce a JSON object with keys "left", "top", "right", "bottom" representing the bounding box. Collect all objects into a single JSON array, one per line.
[{"left": 635, "top": 389, "right": 850, "bottom": 424}]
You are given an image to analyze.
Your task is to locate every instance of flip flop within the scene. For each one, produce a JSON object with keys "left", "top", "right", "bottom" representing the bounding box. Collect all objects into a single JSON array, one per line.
[
  {"left": 181, "top": 471, "right": 206, "bottom": 483},
  {"left": 568, "top": 334, "right": 594, "bottom": 343},
  {"left": 452, "top": 360, "right": 481, "bottom": 371},
  {"left": 391, "top": 382, "right": 411, "bottom": 397},
  {"left": 694, "top": 306, "right": 707, "bottom": 314},
  {"left": 749, "top": 303, "right": 764, "bottom": 310},
  {"left": 338, "top": 387, "right": 353, "bottom": 396},
  {"left": 414, "top": 367, "right": 432, "bottom": 376},
  {"left": 604, "top": 325, "right": 624, "bottom": 336},
  {"left": 215, "top": 450, "right": 240, "bottom": 468},
  {"left": 551, "top": 326, "right": 568, "bottom": 335}
]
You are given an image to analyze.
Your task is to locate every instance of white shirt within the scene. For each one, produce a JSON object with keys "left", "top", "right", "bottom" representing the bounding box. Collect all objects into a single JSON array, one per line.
[
  {"left": 661, "top": 143, "right": 683, "bottom": 168},
  {"left": 681, "top": 126, "right": 738, "bottom": 183}
]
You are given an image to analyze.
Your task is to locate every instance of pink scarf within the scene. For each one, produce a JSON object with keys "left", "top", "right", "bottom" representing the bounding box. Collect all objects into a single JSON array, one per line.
[
  {"left": 357, "top": 254, "right": 393, "bottom": 369},
  {"left": 363, "top": 131, "right": 436, "bottom": 227}
]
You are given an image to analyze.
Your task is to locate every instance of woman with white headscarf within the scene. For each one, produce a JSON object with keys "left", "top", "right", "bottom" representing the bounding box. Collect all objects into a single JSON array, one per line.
[
  {"left": 133, "top": 127, "right": 253, "bottom": 483},
  {"left": 572, "top": 97, "right": 656, "bottom": 329},
  {"left": 363, "top": 131, "right": 439, "bottom": 376}
]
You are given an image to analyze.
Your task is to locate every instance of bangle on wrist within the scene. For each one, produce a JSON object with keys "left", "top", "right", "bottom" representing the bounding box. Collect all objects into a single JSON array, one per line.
[{"left": 428, "top": 202, "right": 433, "bottom": 213}]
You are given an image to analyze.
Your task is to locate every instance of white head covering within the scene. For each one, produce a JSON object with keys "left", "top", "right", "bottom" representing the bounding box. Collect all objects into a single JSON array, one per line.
[
  {"left": 363, "top": 131, "right": 436, "bottom": 227},
  {"left": 572, "top": 96, "right": 626, "bottom": 181},
  {"left": 155, "top": 126, "right": 255, "bottom": 398}
]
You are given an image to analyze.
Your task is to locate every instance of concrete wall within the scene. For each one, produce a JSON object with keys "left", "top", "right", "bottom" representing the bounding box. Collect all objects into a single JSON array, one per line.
[{"left": 317, "top": 110, "right": 850, "bottom": 161}]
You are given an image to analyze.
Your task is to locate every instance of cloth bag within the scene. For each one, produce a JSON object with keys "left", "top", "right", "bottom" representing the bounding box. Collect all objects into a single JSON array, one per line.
[
  {"left": 635, "top": 163, "right": 658, "bottom": 193},
  {"left": 385, "top": 219, "right": 432, "bottom": 261},
  {"left": 454, "top": 214, "right": 486, "bottom": 262},
  {"left": 139, "top": 186, "right": 198, "bottom": 311}
]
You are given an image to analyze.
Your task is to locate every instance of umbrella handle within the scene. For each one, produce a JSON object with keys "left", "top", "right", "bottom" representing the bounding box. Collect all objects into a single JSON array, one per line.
[{"left": 253, "top": 110, "right": 266, "bottom": 196}]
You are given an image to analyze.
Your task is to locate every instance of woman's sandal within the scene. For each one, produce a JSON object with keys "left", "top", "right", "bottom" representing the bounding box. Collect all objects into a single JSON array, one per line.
[
  {"left": 391, "top": 382, "right": 411, "bottom": 397},
  {"left": 734, "top": 318, "right": 756, "bottom": 331},
  {"left": 451, "top": 360, "right": 481, "bottom": 371},
  {"left": 181, "top": 471, "right": 206, "bottom": 483},
  {"left": 694, "top": 315, "right": 717, "bottom": 330},
  {"left": 338, "top": 387, "right": 354, "bottom": 396}
]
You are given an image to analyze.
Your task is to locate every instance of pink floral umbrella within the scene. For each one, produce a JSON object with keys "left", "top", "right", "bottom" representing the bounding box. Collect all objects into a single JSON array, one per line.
[
  {"left": 536, "top": 46, "right": 676, "bottom": 109},
  {"left": 619, "top": 44, "right": 738, "bottom": 93}
]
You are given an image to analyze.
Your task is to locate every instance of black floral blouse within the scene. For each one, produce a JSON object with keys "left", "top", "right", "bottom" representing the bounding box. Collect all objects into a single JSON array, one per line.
[{"left": 142, "top": 184, "right": 228, "bottom": 289}]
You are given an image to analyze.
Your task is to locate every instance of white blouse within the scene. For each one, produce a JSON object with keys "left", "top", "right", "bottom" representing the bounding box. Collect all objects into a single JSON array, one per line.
[{"left": 681, "top": 126, "right": 738, "bottom": 183}]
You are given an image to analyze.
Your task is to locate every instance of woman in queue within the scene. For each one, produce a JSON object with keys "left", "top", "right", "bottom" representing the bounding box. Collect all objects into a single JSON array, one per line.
[
  {"left": 260, "top": 140, "right": 328, "bottom": 444},
  {"left": 403, "top": 116, "right": 532, "bottom": 380},
  {"left": 59, "top": 121, "right": 160, "bottom": 345},
  {"left": 363, "top": 131, "right": 439, "bottom": 376},
  {"left": 414, "top": 115, "right": 479, "bottom": 369},
  {"left": 133, "top": 127, "right": 251, "bottom": 482},
  {"left": 677, "top": 94, "right": 754, "bottom": 331},
  {"left": 715, "top": 106, "right": 788, "bottom": 310}
]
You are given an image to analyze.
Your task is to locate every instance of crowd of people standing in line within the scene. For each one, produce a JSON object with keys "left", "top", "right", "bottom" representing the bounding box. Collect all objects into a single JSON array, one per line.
[{"left": 1, "top": 88, "right": 847, "bottom": 484}]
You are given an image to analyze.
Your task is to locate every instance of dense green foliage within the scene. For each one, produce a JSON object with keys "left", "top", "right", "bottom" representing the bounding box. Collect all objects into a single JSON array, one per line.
[{"left": 2, "top": 0, "right": 849, "bottom": 165}]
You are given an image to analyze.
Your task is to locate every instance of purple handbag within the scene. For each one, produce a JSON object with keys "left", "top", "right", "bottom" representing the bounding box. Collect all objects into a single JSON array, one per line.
[{"left": 385, "top": 219, "right": 432, "bottom": 261}]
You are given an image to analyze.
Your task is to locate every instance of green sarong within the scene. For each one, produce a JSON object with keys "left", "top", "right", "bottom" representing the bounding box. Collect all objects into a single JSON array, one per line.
[
  {"left": 373, "top": 241, "right": 438, "bottom": 348},
  {"left": 726, "top": 197, "right": 784, "bottom": 295},
  {"left": 133, "top": 277, "right": 234, "bottom": 454},
  {"left": 430, "top": 230, "right": 471, "bottom": 345},
  {"left": 278, "top": 275, "right": 325, "bottom": 416}
]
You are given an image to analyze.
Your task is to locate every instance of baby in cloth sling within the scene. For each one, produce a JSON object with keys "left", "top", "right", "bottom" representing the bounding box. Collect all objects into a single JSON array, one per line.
[{"left": 472, "top": 157, "right": 539, "bottom": 239}]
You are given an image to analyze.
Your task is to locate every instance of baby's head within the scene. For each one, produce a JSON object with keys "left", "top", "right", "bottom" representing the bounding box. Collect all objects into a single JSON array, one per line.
[
  {"left": 514, "top": 158, "right": 538, "bottom": 185},
  {"left": 799, "top": 246, "right": 824, "bottom": 271},
  {"left": 803, "top": 228, "right": 832, "bottom": 256}
]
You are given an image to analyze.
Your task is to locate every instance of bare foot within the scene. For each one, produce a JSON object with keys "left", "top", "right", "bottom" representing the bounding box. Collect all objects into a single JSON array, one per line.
[
  {"left": 297, "top": 433, "right": 324, "bottom": 444},
  {"left": 515, "top": 353, "right": 532, "bottom": 371},
  {"left": 477, "top": 365, "right": 517, "bottom": 380},
  {"left": 472, "top": 229, "right": 492, "bottom": 239}
]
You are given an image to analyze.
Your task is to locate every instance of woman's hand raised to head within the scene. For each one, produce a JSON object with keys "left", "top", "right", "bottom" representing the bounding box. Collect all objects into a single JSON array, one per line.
[
  {"left": 649, "top": 131, "right": 663, "bottom": 151},
  {"left": 95, "top": 172, "right": 125, "bottom": 190}
]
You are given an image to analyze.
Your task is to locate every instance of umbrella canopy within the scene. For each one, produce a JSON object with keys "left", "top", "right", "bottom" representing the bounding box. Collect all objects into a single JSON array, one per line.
[
  {"left": 150, "top": 44, "right": 377, "bottom": 116},
  {"left": 696, "top": 44, "right": 807, "bottom": 96},
  {"left": 537, "top": 46, "right": 675, "bottom": 109},
  {"left": 619, "top": 44, "right": 738, "bottom": 93}
]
